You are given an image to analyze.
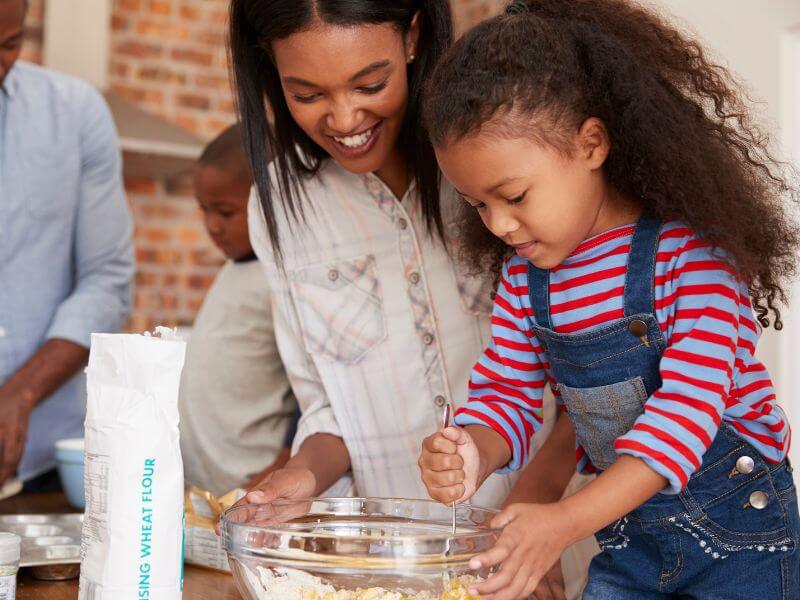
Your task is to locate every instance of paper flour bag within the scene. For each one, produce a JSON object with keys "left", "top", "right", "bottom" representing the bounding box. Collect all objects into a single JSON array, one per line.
[{"left": 79, "top": 328, "right": 186, "bottom": 600}]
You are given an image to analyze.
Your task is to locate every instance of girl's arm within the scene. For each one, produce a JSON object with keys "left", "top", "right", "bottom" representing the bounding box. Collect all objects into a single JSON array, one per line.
[
  {"left": 468, "top": 455, "right": 665, "bottom": 600},
  {"left": 558, "top": 455, "right": 665, "bottom": 543},
  {"left": 452, "top": 257, "right": 549, "bottom": 476}
]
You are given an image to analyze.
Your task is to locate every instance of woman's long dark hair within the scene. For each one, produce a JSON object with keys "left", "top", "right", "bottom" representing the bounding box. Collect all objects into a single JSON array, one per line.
[
  {"left": 229, "top": 0, "right": 453, "bottom": 261},
  {"left": 423, "top": 0, "right": 798, "bottom": 329}
]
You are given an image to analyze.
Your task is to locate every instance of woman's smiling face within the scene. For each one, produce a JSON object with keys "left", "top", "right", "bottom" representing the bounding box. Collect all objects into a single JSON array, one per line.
[{"left": 272, "top": 20, "right": 418, "bottom": 175}]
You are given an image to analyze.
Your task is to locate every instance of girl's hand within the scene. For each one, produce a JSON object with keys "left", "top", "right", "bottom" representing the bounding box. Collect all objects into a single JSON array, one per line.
[
  {"left": 467, "top": 503, "right": 574, "bottom": 600},
  {"left": 418, "top": 426, "right": 481, "bottom": 504}
]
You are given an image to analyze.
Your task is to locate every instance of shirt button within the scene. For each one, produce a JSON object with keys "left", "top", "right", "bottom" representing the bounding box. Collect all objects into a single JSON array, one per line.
[
  {"left": 735, "top": 455, "right": 755, "bottom": 475},
  {"left": 748, "top": 491, "right": 769, "bottom": 510},
  {"left": 423, "top": 333, "right": 434, "bottom": 346},
  {"left": 434, "top": 396, "right": 447, "bottom": 408},
  {"left": 409, "top": 272, "right": 421, "bottom": 285},
  {"left": 397, "top": 218, "right": 408, "bottom": 230},
  {"left": 327, "top": 269, "right": 339, "bottom": 282}
]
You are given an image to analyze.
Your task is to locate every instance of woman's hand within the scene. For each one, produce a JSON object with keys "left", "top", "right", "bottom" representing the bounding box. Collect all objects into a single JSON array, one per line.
[
  {"left": 238, "top": 466, "right": 316, "bottom": 506},
  {"left": 467, "top": 503, "right": 575, "bottom": 600},
  {"left": 239, "top": 432, "right": 350, "bottom": 505},
  {"left": 243, "top": 448, "right": 292, "bottom": 491},
  {"left": 216, "top": 467, "right": 316, "bottom": 536},
  {"left": 418, "top": 426, "right": 481, "bottom": 504},
  {"left": 216, "top": 433, "right": 351, "bottom": 535}
]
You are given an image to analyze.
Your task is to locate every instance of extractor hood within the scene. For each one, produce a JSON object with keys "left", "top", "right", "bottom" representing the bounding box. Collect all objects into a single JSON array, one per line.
[{"left": 42, "top": 0, "right": 204, "bottom": 178}]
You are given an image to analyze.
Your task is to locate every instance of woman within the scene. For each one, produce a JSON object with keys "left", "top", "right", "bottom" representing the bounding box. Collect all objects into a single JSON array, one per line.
[{"left": 228, "top": 1, "right": 597, "bottom": 597}]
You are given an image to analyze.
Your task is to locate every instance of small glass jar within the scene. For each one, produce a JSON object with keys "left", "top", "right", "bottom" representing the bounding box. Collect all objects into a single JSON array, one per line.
[{"left": 0, "top": 532, "right": 21, "bottom": 600}]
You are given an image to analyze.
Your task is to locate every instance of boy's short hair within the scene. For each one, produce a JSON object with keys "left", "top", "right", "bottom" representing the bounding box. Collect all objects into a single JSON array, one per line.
[{"left": 198, "top": 123, "right": 258, "bottom": 181}]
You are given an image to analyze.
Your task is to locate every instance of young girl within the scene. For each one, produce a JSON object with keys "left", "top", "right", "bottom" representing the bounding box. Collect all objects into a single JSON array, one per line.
[
  {"left": 418, "top": 1, "right": 800, "bottom": 598},
  {"left": 228, "top": 1, "right": 595, "bottom": 596}
]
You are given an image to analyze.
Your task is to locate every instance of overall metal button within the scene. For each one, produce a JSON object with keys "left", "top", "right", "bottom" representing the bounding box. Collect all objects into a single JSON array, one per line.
[
  {"left": 729, "top": 455, "right": 757, "bottom": 479},
  {"left": 423, "top": 333, "right": 434, "bottom": 346},
  {"left": 327, "top": 269, "right": 339, "bottom": 282},
  {"left": 629, "top": 319, "right": 649, "bottom": 346},
  {"left": 397, "top": 218, "right": 408, "bottom": 230},
  {"left": 434, "top": 395, "right": 447, "bottom": 408},
  {"left": 629, "top": 320, "right": 648, "bottom": 338},
  {"left": 736, "top": 456, "right": 755, "bottom": 475},
  {"left": 409, "top": 272, "right": 421, "bottom": 285},
  {"left": 747, "top": 491, "right": 769, "bottom": 510}
]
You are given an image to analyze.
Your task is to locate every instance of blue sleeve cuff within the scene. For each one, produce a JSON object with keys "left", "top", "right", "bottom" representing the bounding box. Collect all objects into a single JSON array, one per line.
[{"left": 46, "top": 307, "right": 127, "bottom": 349}]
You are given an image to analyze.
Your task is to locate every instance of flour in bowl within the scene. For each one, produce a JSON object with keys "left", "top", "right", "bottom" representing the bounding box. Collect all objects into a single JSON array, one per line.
[{"left": 241, "top": 566, "right": 480, "bottom": 600}]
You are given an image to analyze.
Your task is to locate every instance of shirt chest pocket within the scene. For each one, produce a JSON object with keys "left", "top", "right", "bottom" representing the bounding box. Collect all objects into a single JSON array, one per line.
[
  {"left": 288, "top": 254, "right": 387, "bottom": 365},
  {"left": 23, "top": 146, "right": 79, "bottom": 218}
]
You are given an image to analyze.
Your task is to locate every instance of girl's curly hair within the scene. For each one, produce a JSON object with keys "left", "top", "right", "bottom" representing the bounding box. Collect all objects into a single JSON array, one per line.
[{"left": 424, "top": 0, "right": 799, "bottom": 329}]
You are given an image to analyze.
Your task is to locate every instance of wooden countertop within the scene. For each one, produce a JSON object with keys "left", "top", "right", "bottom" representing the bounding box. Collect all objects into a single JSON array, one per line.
[{"left": 0, "top": 491, "right": 242, "bottom": 600}]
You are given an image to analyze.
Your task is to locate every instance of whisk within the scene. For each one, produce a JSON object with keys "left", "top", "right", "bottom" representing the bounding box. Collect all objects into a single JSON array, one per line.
[{"left": 441, "top": 403, "right": 458, "bottom": 539}]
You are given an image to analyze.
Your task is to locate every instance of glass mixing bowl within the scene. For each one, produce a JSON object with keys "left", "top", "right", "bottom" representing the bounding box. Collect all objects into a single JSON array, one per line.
[{"left": 221, "top": 497, "right": 501, "bottom": 599}]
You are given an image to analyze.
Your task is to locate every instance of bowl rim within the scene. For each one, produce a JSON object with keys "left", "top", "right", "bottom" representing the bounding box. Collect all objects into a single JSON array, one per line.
[{"left": 221, "top": 496, "right": 503, "bottom": 542}]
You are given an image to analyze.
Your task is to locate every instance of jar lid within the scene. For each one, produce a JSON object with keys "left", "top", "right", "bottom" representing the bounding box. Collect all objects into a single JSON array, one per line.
[{"left": 0, "top": 532, "right": 21, "bottom": 564}]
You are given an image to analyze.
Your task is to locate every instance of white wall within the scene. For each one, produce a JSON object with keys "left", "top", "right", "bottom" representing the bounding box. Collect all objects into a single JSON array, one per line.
[
  {"left": 646, "top": 1, "right": 800, "bottom": 478},
  {"left": 43, "top": 0, "right": 111, "bottom": 89},
  {"left": 778, "top": 26, "right": 800, "bottom": 478}
]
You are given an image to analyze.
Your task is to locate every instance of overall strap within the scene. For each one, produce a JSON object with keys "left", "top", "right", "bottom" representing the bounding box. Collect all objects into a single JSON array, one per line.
[
  {"left": 527, "top": 261, "right": 553, "bottom": 330},
  {"left": 623, "top": 214, "right": 663, "bottom": 317}
]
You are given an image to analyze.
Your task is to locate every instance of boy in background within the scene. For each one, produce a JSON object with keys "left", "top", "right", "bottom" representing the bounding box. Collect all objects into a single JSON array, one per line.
[{"left": 179, "top": 124, "right": 298, "bottom": 496}]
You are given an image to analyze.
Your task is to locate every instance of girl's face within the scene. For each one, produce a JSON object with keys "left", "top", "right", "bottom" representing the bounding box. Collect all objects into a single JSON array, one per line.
[
  {"left": 435, "top": 118, "right": 633, "bottom": 269},
  {"left": 272, "top": 20, "right": 418, "bottom": 176}
]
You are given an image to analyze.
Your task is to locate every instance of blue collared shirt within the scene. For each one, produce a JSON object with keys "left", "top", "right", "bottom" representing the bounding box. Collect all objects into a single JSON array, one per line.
[{"left": 0, "top": 62, "right": 134, "bottom": 481}]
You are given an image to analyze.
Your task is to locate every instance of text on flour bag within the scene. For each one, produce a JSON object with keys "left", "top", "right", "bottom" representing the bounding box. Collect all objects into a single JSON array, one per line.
[{"left": 79, "top": 328, "right": 186, "bottom": 600}]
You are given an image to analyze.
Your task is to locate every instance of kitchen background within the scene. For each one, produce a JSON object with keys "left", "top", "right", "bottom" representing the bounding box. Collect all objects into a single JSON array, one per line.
[{"left": 18, "top": 0, "right": 800, "bottom": 478}]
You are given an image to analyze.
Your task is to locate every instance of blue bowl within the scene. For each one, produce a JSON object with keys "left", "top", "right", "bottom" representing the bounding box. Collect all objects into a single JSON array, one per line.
[{"left": 55, "top": 438, "right": 85, "bottom": 510}]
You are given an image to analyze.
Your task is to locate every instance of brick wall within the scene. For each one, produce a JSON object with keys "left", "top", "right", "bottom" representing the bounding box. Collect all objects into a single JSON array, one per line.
[
  {"left": 110, "top": 0, "right": 234, "bottom": 141},
  {"left": 20, "top": 0, "right": 503, "bottom": 332},
  {"left": 126, "top": 174, "right": 225, "bottom": 332}
]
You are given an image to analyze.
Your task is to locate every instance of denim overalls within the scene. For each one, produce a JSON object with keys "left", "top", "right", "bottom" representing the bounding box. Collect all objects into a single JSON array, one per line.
[{"left": 527, "top": 216, "right": 800, "bottom": 598}]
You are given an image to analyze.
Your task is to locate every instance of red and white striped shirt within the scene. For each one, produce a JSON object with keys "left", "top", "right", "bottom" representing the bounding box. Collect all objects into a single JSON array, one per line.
[{"left": 454, "top": 221, "right": 790, "bottom": 493}]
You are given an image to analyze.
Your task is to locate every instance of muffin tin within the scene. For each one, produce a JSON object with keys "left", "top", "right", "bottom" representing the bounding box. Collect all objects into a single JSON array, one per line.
[{"left": 0, "top": 513, "right": 82, "bottom": 580}]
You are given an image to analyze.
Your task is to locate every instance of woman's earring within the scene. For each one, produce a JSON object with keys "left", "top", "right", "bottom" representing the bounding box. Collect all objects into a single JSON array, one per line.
[{"left": 408, "top": 54, "right": 416, "bottom": 64}]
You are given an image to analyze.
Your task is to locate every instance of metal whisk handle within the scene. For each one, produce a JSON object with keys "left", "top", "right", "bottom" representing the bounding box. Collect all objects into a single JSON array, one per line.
[{"left": 441, "top": 403, "right": 457, "bottom": 536}]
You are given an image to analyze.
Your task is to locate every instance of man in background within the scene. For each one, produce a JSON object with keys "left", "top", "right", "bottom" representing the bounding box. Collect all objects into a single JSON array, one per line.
[
  {"left": 179, "top": 124, "right": 298, "bottom": 496},
  {"left": 0, "top": 0, "right": 134, "bottom": 491}
]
